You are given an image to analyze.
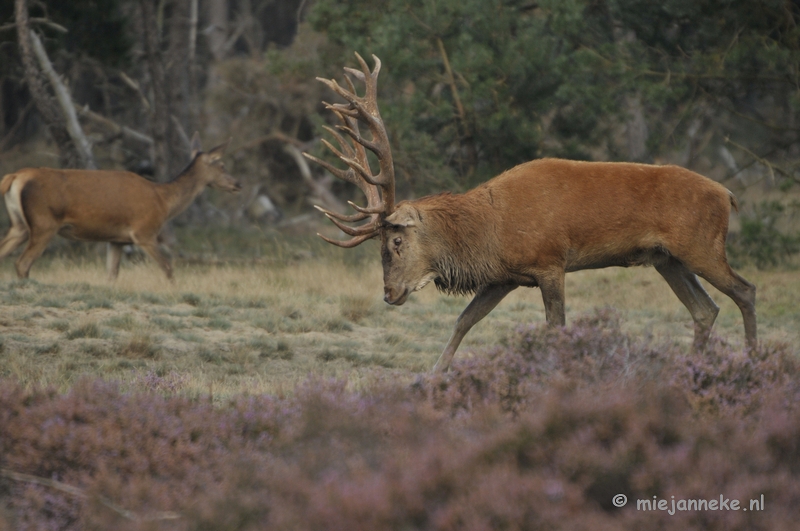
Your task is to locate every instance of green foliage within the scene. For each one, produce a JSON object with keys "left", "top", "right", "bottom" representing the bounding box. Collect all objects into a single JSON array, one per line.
[
  {"left": 311, "top": 0, "right": 617, "bottom": 191},
  {"left": 728, "top": 201, "right": 800, "bottom": 269},
  {"left": 308, "top": 0, "right": 800, "bottom": 193}
]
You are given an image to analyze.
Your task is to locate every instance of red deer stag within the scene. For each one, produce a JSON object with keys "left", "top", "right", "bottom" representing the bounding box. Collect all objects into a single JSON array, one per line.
[
  {"left": 0, "top": 133, "right": 240, "bottom": 280},
  {"left": 305, "top": 53, "right": 757, "bottom": 372}
]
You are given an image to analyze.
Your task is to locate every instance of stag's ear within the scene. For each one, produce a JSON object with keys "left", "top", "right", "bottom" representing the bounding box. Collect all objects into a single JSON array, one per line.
[
  {"left": 207, "top": 137, "right": 231, "bottom": 162},
  {"left": 384, "top": 208, "right": 418, "bottom": 228},
  {"left": 190, "top": 131, "right": 203, "bottom": 159}
]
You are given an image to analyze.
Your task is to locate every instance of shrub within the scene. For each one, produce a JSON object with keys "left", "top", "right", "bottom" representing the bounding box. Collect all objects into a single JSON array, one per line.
[
  {"left": 728, "top": 200, "right": 800, "bottom": 269},
  {"left": 118, "top": 335, "right": 160, "bottom": 359},
  {"left": 0, "top": 312, "right": 798, "bottom": 530}
]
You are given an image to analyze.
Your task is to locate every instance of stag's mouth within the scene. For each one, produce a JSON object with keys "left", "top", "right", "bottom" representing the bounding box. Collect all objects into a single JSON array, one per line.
[{"left": 384, "top": 287, "right": 410, "bottom": 306}]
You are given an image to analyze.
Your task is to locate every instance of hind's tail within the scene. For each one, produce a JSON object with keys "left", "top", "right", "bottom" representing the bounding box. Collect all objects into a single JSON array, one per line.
[
  {"left": 0, "top": 172, "right": 30, "bottom": 233},
  {"left": 0, "top": 173, "right": 17, "bottom": 195}
]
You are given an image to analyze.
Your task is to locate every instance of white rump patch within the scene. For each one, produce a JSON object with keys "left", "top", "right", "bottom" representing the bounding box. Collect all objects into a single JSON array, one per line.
[{"left": 4, "top": 178, "right": 29, "bottom": 231}]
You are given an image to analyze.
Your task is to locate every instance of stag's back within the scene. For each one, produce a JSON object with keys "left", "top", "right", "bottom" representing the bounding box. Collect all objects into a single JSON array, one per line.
[{"left": 478, "top": 158, "right": 734, "bottom": 271}]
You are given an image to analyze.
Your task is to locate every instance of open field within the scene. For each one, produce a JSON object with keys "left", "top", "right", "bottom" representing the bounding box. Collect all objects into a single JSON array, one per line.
[
  {"left": 2, "top": 238, "right": 800, "bottom": 529},
  {"left": 0, "top": 242, "right": 797, "bottom": 397}
]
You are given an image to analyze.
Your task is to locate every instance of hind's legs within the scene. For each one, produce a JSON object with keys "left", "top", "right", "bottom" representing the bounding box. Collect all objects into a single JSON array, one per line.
[
  {"left": 0, "top": 225, "right": 28, "bottom": 261},
  {"left": 107, "top": 243, "right": 124, "bottom": 281},
  {"left": 15, "top": 227, "right": 57, "bottom": 278}
]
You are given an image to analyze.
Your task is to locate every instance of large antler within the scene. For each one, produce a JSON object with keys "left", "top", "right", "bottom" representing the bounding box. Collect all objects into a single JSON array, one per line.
[{"left": 303, "top": 53, "right": 395, "bottom": 248}]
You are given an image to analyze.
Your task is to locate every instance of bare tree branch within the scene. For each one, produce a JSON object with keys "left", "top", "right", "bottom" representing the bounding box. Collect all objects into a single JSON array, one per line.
[
  {"left": 29, "top": 29, "right": 96, "bottom": 169},
  {"left": 139, "top": 0, "right": 170, "bottom": 181},
  {"left": 118, "top": 71, "right": 151, "bottom": 111},
  {"left": 284, "top": 143, "right": 347, "bottom": 213},
  {"left": 0, "top": 17, "right": 68, "bottom": 33},
  {"left": 15, "top": 0, "right": 80, "bottom": 167},
  {"left": 77, "top": 105, "right": 153, "bottom": 146}
]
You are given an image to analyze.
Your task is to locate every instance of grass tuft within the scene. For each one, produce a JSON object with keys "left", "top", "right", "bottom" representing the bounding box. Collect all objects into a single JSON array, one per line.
[{"left": 66, "top": 323, "right": 101, "bottom": 340}]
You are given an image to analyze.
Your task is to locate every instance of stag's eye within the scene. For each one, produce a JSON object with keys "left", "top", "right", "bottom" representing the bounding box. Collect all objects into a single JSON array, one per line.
[{"left": 393, "top": 237, "right": 402, "bottom": 247}]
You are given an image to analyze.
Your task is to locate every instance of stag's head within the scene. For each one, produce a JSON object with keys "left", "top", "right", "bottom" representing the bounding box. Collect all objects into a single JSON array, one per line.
[
  {"left": 190, "top": 133, "right": 242, "bottom": 193},
  {"left": 304, "top": 53, "right": 436, "bottom": 306},
  {"left": 379, "top": 204, "right": 440, "bottom": 305}
]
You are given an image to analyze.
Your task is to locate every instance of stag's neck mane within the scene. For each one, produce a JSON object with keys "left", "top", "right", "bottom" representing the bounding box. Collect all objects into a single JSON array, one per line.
[
  {"left": 413, "top": 191, "right": 504, "bottom": 296},
  {"left": 159, "top": 154, "right": 206, "bottom": 219}
]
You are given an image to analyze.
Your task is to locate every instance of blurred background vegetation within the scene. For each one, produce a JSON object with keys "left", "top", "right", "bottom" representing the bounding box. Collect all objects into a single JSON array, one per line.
[{"left": 0, "top": 0, "right": 799, "bottom": 267}]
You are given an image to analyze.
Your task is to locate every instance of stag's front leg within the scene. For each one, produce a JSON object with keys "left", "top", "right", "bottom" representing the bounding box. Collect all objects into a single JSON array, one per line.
[
  {"left": 538, "top": 269, "right": 566, "bottom": 326},
  {"left": 433, "top": 283, "right": 518, "bottom": 373}
]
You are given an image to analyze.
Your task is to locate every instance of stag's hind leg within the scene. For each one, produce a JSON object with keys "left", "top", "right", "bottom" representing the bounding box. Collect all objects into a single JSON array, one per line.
[
  {"left": 655, "top": 258, "right": 719, "bottom": 351},
  {"left": 682, "top": 252, "right": 757, "bottom": 350},
  {"left": 433, "top": 283, "right": 518, "bottom": 373}
]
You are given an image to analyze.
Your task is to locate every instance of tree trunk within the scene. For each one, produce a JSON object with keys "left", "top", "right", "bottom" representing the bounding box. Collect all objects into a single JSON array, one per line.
[
  {"left": 29, "top": 30, "right": 96, "bottom": 169},
  {"left": 15, "top": 0, "right": 80, "bottom": 168},
  {"left": 166, "top": 0, "right": 194, "bottom": 171},
  {"left": 138, "top": 0, "right": 171, "bottom": 182},
  {"left": 625, "top": 94, "right": 648, "bottom": 162},
  {"left": 207, "top": 0, "right": 228, "bottom": 61}
]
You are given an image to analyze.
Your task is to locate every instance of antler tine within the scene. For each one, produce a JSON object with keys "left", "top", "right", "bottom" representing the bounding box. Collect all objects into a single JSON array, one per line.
[
  {"left": 304, "top": 53, "right": 394, "bottom": 248},
  {"left": 354, "top": 52, "right": 380, "bottom": 98},
  {"left": 317, "top": 231, "right": 379, "bottom": 249},
  {"left": 349, "top": 53, "right": 394, "bottom": 213},
  {"left": 302, "top": 151, "right": 351, "bottom": 183},
  {"left": 348, "top": 201, "right": 385, "bottom": 214},
  {"left": 343, "top": 74, "right": 359, "bottom": 96},
  {"left": 313, "top": 205, "right": 371, "bottom": 223},
  {"left": 323, "top": 212, "right": 382, "bottom": 236}
]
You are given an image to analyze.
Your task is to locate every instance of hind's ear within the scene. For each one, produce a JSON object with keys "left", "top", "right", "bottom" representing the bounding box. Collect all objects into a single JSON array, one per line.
[
  {"left": 207, "top": 137, "right": 231, "bottom": 161},
  {"left": 190, "top": 132, "right": 202, "bottom": 158}
]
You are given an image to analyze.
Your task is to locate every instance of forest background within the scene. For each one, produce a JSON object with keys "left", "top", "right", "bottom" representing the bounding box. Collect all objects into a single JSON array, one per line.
[
  {"left": 2, "top": 2, "right": 800, "bottom": 528},
  {"left": 0, "top": 0, "right": 799, "bottom": 267}
]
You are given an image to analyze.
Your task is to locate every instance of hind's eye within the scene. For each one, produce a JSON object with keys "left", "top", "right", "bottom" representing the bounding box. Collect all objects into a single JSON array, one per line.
[{"left": 394, "top": 237, "right": 402, "bottom": 247}]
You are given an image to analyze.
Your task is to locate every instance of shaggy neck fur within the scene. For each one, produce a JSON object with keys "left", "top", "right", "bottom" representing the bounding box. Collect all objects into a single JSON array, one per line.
[{"left": 412, "top": 191, "right": 505, "bottom": 296}]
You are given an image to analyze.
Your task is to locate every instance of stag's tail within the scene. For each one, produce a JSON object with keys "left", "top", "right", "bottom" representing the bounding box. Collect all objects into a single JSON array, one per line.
[{"left": 728, "top": 190, "right": 739, "bottom": 214}]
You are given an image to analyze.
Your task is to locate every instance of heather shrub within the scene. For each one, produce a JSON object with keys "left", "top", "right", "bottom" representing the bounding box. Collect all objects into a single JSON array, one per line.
[
  {"left": 419, "top": 309, "right": 671, "bottom": 414},
  {"left": 0, "top": 312, "right": 798, "bottom": 530},
  {"left": 674, "top": 336, "right": 800, "bottom": 412}
]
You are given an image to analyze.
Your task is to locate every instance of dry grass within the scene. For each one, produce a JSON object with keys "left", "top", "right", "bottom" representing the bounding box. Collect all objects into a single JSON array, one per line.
[{"left": 0, "top": 250, "right": 797, "bottom": 398}]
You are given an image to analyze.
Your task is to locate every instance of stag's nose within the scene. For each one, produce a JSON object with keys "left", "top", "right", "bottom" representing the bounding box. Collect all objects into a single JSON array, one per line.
[{"left": 383, "top": 286, "right": 409, "bottom": 305}]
